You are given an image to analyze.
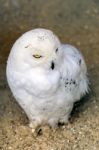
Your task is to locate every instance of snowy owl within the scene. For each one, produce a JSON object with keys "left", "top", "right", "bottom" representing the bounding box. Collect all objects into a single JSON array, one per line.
[{"left": 6, "top": 28, "right": 88, "bottom": 129}]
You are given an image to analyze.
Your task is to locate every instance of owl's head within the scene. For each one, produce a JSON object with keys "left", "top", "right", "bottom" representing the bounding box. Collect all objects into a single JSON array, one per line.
[{"left": 11, "top": 28, "right": 63, "bottom": 71}]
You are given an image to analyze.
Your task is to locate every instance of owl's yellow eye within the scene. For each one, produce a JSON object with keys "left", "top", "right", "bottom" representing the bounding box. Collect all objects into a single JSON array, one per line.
[{"left": 33, "top": 54, "right": 42, "bottom": 58}]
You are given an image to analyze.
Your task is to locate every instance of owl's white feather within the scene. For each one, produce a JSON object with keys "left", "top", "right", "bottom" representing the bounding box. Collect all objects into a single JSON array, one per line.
[{"left": 6, "top": 28, "right": 88, "bottom": 128}]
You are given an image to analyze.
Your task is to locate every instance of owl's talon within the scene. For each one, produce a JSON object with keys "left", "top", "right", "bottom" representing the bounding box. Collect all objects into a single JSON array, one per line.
[{"left": 29, "top": 122, "right": 42, "bottom": 135}]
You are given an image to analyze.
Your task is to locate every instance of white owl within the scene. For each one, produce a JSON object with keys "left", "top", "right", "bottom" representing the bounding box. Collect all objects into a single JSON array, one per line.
[{"left": 6, "top": 28, "right": 88, "bottom": 129}]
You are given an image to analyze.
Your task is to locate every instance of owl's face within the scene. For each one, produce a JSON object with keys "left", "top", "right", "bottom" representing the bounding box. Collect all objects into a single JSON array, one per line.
[{"left": 17, "top": 29, "right": 63, "bottom": 70}]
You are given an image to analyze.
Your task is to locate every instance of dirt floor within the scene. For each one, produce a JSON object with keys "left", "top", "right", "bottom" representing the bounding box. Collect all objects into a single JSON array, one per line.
[{"left": 0, "top": 0, "right": 99, "bottom": 149}]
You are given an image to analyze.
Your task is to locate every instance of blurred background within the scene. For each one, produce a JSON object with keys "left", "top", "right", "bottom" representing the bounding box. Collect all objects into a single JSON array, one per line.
[
  {"left": 0, "top": 0, "right": 99, "bottom": 150},
  {"left": 0, "top": 0, "right": 99, "bottom": 65}
]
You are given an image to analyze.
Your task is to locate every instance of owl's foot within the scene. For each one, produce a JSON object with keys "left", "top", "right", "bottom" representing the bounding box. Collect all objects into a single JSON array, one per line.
[
  {"left": 29, "top": 122, "right": 43, "bottom": 135},
  {"left": 58, "top": 116, "right": 69, "bottom": 127},
  {"left": 29, "top": 122, "right": 38, "bottom": 129},
  {"left": 48, "top": 118, "right": 58, "bottom": 129},
  {"left": 29, "top": 118, "right": 42, "bottom": 132}
]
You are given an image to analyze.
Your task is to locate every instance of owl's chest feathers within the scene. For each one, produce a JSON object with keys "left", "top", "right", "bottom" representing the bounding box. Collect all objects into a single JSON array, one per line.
[{"left": 10, "top": 67, "right": 61, "bottom": 98}]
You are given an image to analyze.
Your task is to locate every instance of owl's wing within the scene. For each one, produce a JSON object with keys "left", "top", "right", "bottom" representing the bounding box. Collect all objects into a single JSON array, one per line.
[
  {"left": 61, "top": 44, "right": 87, "bottom": 75},
  {"left": 60, "top": 44, "right": 89, "bottom": 101}
]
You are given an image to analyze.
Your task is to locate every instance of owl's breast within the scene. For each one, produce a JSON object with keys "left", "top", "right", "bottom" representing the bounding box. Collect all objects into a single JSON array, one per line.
[{"left": 18, "top": 69, "right": 61, "bottom": 98}]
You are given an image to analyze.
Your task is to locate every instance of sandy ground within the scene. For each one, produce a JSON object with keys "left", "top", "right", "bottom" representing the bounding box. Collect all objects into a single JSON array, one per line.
[{"left": 0, "top": 0, "right": 99, "bottom": 149}]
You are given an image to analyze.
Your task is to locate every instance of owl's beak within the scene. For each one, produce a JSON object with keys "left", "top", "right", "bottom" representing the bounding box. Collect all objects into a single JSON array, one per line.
[{"left": 51, "top": 61, "right": 55, "bottom": 70}]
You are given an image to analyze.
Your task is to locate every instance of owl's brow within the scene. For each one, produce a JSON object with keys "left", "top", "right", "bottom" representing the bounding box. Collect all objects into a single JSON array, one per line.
[{"left": 25, "top": 44, "right": 31, "bottom": 48}]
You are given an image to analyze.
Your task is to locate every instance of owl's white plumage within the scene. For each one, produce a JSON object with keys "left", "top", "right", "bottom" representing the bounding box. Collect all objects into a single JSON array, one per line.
[{"left": 6, "top": 28, "right": 88, "bottom": 128}]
